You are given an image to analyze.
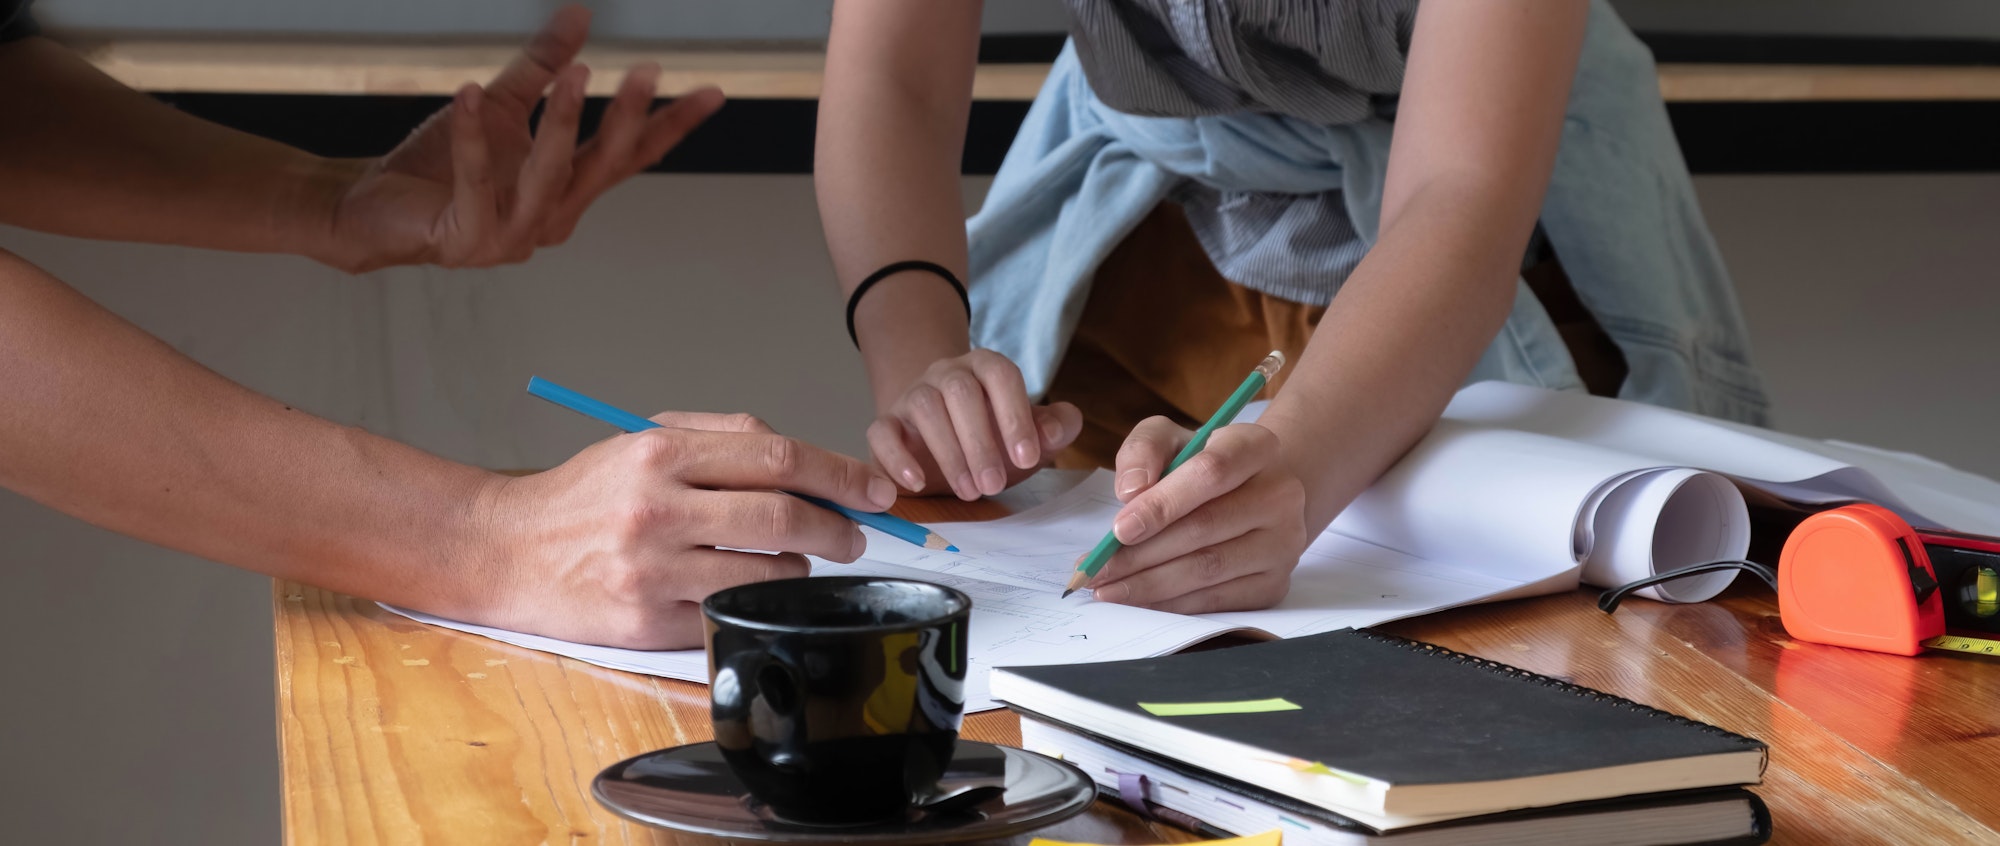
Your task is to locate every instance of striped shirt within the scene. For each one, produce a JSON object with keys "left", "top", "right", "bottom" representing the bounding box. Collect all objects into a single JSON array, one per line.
[
  {"left": 970, "top": 3, "right": 1771, "bottom": 423},
  {"left": 1062, "top": 0, "right": 1422, "bottom": 305}
]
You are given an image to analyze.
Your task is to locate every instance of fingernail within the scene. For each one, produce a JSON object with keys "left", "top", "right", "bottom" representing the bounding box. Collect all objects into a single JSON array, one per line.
[
  {"left": 978, "top": 468, "right": 1006, "bottom": 496},
  {"left": 1039, "top": 417, "right": 1063, "bottom": 444},
  {"left": 1094, "top": 582, "right": 1131, "bottom": 604},
  {"left": 849, "top": 529, "right": 867, "bottom": 560},
  {"left": 866, "top": 477, "right": 896, "bottom": 510},
  {"left": 1012, "top": 440, "right": 1036, "bottom": 468},
  {"left": 900, "top": 468, "right": 924, "bottom": 491},
  {"left": 955, "top": 474, "right": 976, "bottom": 501},
  {"left": 1117, "top": 469, "right": 1148, "bottom": 498},
  {"left": 1115, "top": 512, "right": 1146, "bottom": 543}
]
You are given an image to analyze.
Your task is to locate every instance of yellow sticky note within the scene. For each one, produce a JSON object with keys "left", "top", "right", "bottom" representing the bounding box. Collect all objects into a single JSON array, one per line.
[
  {"left": 1266, "top": 757, "right": 1367, "bottom": 785},
  {"left": 1138, "top": 698, "right": 1301, "bottom": 717},
  {"left": 1030, "top": 830, "right": 1280, "bottom": 846}
]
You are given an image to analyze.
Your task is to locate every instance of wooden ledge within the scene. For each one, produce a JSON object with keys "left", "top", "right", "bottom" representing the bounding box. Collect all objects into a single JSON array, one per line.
[
  {"left": 66, "top": 38, "right": 2000, "bottom": 102},
  {"left": 1660, "top": 63, "right": 2000, "bottom": 101},
  {"left": 66, "top": 39, "right": 1050, "bottom": 100}
]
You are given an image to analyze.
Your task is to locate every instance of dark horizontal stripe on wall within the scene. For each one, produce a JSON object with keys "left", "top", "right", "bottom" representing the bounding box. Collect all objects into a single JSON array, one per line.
[
  {"left": 154, "top": 93, "right": 1033, "bottom": 176},
  {"left": 976, "top": 34, "right": 1067, "bottom": 64},
  {"left": 1638, "top": 33, "right": 2000, "bottom": 67},
  {"left": 974, "top": 32, "right": 2000, "bottom": 66},
  {"left": 1670, "top": 101, "right": 2000, "bottom": 174},
  {"left": 156, "top": 93, "right": 1998, "bottom": 175}
]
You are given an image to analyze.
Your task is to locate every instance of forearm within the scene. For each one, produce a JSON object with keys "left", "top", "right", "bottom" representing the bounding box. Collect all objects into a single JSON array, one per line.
[
  {"left": 816, "top": 0, "right": 982, "bottom": 410},
  {"left": 0, "top": 37, "right": 347, "bottom": 260},
  {"left": 1260, "top": 184, "right": 1531, "bottom": 535},
  {"left": 0, "top": 250, "right": 501, "bottom": 618},
  {"left": 1259, "top": 1, "right": 1584, "bottom": 535}
]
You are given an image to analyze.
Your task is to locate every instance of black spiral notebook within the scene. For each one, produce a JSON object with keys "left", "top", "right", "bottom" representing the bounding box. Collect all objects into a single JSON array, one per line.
[{"left": 990, "top": 629, "right": 1768, "bottom": 828}]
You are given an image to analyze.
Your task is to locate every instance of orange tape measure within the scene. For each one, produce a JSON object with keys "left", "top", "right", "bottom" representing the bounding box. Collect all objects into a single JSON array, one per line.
[{"left": 1779, "top": 504, "right": 2000, "bottom": 657}]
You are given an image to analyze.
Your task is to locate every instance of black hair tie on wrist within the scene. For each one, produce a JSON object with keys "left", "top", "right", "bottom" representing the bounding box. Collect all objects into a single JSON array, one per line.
[{"left": 846, "top": 260, "right": 971, "bottom": 349}]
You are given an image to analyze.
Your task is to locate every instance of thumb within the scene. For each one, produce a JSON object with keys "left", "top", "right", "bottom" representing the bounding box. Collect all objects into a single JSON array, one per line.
[
  {"left": 647, "top": 410, "right": 777, "bottom": 435},
  {"left": 1113, "top": 416, "right": 1190, "bottom": 502},
  {"left": 1033, "top": 402, "right": 1084, "bottom": 453}
]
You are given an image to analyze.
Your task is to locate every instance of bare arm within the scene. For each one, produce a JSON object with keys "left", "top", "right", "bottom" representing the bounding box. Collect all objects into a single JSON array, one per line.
[
  {"left": 1262, "top": 1, "right": 1588, "bottom": 533},
  {"left": 818, "top": 0, "right": 1080, "bottom": 500},
  {"left": 0, "top": 6, "right": 723, "bottom": 272},
  {"left": 0, "top": 249, "right": 498, "bottom": 615},
  {"left": 0, "top": 36, "right": 339, "bottom": 258},
  {"left": 817, "top": 0, "right": 983, "bottom": 403},
  {"left": 1095, "top": 2, "right": 1590, "bottom": 612},
  {"left": 0, "top": 249, "right": 897, "bottom": 649}
]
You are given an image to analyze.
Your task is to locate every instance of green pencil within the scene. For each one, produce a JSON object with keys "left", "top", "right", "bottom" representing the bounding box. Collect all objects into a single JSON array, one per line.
[{"left": 1062, "top": 351, "right": 1289, "bottom": 598}]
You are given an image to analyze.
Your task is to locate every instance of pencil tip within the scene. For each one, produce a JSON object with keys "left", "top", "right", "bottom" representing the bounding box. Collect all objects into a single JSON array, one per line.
[
  {"left": 924, "top": 533, "right": 957, "bottom": 552},
  {"left": 945, "top": 545, "right": 960, "bottom": 553},
  {"left": 1060, "top": 589, "right": 1074, "bottom": 599},
  {"left": 1062, "top": 570, "right": 1091, "bottom": 596}
]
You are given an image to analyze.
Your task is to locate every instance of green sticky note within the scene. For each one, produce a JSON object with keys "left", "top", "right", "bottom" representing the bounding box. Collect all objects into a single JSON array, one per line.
[{"left": 1138, "top": 698, "right": 1302, "bottom": 717}]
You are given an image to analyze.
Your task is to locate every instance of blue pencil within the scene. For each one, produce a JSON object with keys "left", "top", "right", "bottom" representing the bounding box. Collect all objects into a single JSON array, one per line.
[{"left": 526, "top": 377, "right": 957, "bottom": 553}]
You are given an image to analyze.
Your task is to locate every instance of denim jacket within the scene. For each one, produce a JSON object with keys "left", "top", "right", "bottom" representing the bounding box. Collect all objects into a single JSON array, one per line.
[{"left": 965, "top": 1, "right": 1771, "bottom": 425}]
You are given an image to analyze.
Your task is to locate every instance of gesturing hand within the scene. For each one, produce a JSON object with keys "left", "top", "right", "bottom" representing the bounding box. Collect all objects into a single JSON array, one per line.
[
  {"left": 473, "top": 411, "right": 898, "bottom": 650},
  {"left": 316, "top": 5, "right": 724, "bottom": 272},
  {"left": 870, "top": 349, "right": 1083, "bottom": 500},
  {"left": 1085, "top": 418, "right": 1309, "bottom": 614}
]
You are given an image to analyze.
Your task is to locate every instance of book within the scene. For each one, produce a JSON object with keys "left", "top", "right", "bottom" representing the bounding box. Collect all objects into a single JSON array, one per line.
[
  {"left": 385, "top": 381, "right": 2000, "bottom": 711},
  {"left": 1019, "top": 714, "right": 1772, "bottom": 845},
  {"left": 990, "top": 629, "right": 1768, "bottom": 825}
]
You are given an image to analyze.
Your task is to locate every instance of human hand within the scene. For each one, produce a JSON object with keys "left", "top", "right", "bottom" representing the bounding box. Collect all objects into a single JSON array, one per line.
[
  {"left": 472, "top": 411, "right": 897, "bottom": 650},
  {"left": 869, "top": 349, "right": 1083, "bottom": 500},
  {"left": 313, "top": 5, "right": 724, "bottom": 272},
  {"left": 1084, "top": 418, "right": 1308, "bottom": 613}
]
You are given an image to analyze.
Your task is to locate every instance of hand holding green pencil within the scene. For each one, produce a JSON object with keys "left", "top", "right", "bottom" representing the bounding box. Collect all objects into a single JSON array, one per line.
[{"left": 1065, "top": 351, "right": 1312, "bottom": 614}]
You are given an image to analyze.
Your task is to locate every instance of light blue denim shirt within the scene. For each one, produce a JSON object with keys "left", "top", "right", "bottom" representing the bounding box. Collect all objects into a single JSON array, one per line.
[{"left": 966, "top": 1, "right": 1771, "bottom": 425}]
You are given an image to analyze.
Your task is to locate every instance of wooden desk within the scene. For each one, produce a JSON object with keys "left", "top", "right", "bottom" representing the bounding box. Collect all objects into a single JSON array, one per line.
[{"left": 276, "top": 494, "right": 2000, "bottom": 844}]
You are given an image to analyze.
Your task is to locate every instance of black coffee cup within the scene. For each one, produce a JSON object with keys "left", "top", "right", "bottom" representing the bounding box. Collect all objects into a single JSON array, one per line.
[{"left": 704, "top": 577, "right": 971, "bottom": 826}]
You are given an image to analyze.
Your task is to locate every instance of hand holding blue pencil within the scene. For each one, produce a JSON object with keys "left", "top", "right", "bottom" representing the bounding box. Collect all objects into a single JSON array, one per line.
[{"left": 527, "top": 377, "right": 957, "bottom": 553}]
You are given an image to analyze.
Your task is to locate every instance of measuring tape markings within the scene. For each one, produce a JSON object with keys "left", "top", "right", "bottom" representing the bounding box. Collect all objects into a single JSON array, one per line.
[{"left": 1921, "top": 634, "right": 2000, "bottom": 655}]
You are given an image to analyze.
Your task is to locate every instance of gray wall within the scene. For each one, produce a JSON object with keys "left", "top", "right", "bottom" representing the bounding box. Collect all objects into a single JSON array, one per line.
[
  {"left": 3, "top": 171, "right": 1998, "bottom": 844},
  {"left": 1705, "top": 174, "right": 2000, "bottom": 475}
]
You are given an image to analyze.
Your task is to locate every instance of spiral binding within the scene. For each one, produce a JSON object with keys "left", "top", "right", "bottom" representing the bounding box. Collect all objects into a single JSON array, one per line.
[{"left": 1353, "top": 630, "right": 1767, "bottom": 749}]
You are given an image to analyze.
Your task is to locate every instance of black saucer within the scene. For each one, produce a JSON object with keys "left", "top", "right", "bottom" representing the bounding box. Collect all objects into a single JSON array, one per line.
[{"left": 593, "top": 739, "right": 1097, "bottom": 843}]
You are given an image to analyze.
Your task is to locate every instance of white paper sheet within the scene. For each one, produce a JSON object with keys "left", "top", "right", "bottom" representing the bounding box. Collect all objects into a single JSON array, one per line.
[
  {"left": 1580, "top": 468, "right": 1749, "bottom": 602},
  {"left": 387, "top": 470, "right": 1570, "bottom": 712},
  {"left": 1442, "top": 382, "right": 1950, "bottom": 526},
  {"left": 1319, "top": 419, "right": 1754, "bottom": 602},
  {"left": 388, "top": 382, "right": 2000, "bottom": 709}
]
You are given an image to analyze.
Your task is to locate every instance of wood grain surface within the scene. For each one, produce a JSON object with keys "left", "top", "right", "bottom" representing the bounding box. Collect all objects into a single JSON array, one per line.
[
  {"left": 68, "top": 38, "right": 2000, "bottom": 102},
  {"left": 277, "top": 490, "right": 2000, "bottom": 844}
]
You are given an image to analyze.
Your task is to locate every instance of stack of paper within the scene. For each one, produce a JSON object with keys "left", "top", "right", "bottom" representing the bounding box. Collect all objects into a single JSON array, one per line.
[
  {"left": 1375, "top": 382, "right": 2000, "bottom": 602},
  {"left": 388, "top": 382, "right": 2000, "bottom": 711}
]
